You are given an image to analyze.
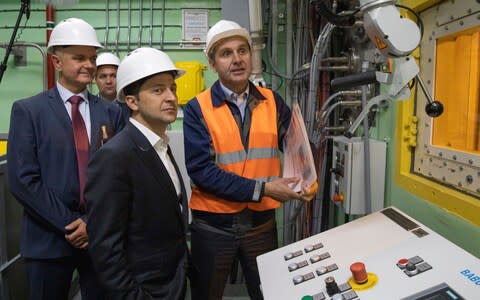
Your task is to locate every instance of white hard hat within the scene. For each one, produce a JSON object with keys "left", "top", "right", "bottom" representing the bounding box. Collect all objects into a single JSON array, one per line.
[
  {"left": 96, "top": 52, "right": 120, "bottom": 67},
  {"left": 205, "top": 20, "right": 252, "bottom": 57},
  {"left": 116, "top": 47, "right": 185, "bottom": 102},
  {"left": 47, "top": 18, "right": 103, "bottom": 52}
]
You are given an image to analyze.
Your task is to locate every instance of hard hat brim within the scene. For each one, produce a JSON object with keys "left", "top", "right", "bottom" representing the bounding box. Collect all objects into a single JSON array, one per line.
[{"left": 204, "top": 28, "right": 251, "bottom": 57}]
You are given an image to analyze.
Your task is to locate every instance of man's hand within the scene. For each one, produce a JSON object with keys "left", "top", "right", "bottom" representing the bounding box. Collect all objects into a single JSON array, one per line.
[
  {"left": 264, "top": 177, "right": 303, "bottom": 203},
  {"left": 65, "top": 218, "right": 88, "bottom": 249},
  {"left": 299, "top": 181, "right": 318, "bottom": 202}
]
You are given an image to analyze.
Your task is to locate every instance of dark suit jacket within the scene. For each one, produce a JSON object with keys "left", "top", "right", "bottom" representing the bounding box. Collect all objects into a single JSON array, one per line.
[
  {"left": 7, "top": 87, "right": 125, "bottom": 259},
  {"left": 85, "top": 122, "right": 189, "bottom": 300}
]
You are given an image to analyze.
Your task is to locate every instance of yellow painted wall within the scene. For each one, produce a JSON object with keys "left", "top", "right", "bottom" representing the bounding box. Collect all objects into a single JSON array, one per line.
[
  {"left": 0, "top": 141, "right": 6, "bottom": 156},
  {"left": 397, "top": 0, "right": 480, "bottom": 226},
  {"left": 390, "top": 0, "right": 480, "bottom": 257}
]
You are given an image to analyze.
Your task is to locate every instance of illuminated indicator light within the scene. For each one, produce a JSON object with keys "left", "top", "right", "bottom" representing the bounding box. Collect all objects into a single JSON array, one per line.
[
  {"left": 446, "top": 290, "right": 459, "bottom": 299},
  {"left": 397, "top": 258, "right": 409, "bottom": 269},
  {"left": 333, "top": 193, "right": 344, "bottom": 202}
]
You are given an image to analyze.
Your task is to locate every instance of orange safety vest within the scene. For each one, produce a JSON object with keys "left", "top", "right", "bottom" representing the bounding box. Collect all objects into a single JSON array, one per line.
[{"left": 189, "top": 86, "right": 282, "bottom": 213}]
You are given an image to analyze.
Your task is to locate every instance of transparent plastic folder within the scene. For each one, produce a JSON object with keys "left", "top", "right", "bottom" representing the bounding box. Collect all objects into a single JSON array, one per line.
[{"left": 282, "top": 102, "right": 317, "bottom": 192}]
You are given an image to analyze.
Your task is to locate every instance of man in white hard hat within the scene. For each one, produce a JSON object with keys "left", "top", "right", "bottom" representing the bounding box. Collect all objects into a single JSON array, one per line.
[
  {"left": 7, "top": 18, "right": 125, "bottom": 300},
  {"left": 183, "top": 20, "right": 317, "bottom": 299},
  {"left": 95, "top": 52, "right": 120, "bottom": 102},
  {"left": 95, "top": 52, "right": 130, "bottom": 122},
  {"left": 85, "top": 47, "right": 189, "bottom": 299}
]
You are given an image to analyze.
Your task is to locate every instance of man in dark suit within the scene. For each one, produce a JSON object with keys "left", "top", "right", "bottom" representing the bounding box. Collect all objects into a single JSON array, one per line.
[
  {"left": 85, "top": 47, "right": 189, "bottom": 300},
  {"left": 7, "top": 18, "right": 124, "bottom": 300}
]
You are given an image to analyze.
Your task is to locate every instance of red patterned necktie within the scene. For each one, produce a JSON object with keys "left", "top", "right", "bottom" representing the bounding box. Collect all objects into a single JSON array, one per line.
[{"left": 68, "top": 95, "right": 89, "bottom": 210}]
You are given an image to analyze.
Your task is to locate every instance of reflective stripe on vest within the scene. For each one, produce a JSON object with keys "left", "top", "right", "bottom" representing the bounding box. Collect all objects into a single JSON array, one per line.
[{"left": 189, "top": 86, "right": 281, "bottom": 213}]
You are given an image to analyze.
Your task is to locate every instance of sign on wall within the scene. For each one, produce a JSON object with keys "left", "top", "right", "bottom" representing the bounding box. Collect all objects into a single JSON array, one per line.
[{"left": 182, "top": 9, "right": 208, "bottom": 48}]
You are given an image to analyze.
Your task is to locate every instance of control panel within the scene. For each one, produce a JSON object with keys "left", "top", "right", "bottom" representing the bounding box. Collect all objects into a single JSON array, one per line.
[
  {"left": 257, "top": 207, "right": 480, "bottom": 300},
  {"left": 330, "top": 137, "right": 386, "bottom": 215}
]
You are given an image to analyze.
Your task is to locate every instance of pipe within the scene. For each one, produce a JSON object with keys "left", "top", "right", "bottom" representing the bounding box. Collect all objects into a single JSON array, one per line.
[
  {"left": 248, "top": 0, "right": 264, "bottom": 86},
  {"left": 127, "top": 0, "right": 132, "bottom": 51},
  {"left": 290, "top": 0, "right": 306, "bottom": 104},
  {"left": 360, "top": 62, "right": 372, "bottom": 215},
  {"left": 285, "top": 0, "right": 293, "bottom": 102},
  {"left": 115, "top": 0, "right": 120, "bottom": 54},
  {"left": 345, "top": 94, "right": 390, "bottom": 137},
  {"left": 104, "top": 0, "right": 110, "bottom": 47},
  {"left": 161, "top": 0, "right": 166, "bottom": 50},
  {"left": 271, "top": 0, "right": 278, "bottom": 90},
  {"left": 320, "top": 100, "right": 362, "bottom": 126},
  {"left": 320, "top": 90, "right": 362, "bottom": 113},
  {"left": 321, "top": 66, "right": 351, "bottom": 72},
  {"left": 330, "top": 70, "right": 377, "bottom": 91},
  {"left": 149, "top": 0, "right": 153, "bottom": 47},
  {"left": 0, "top": 254, "right": 21, "bottom": 273},
  {"left": 0, "top": 42, "right": 47, "bottom": 90},
  {"left": 138, "top": 0, "right": 143, "bottom": 48},
  {"left": 306, "top": 23, "right": 335, "bottom": 136},
  {"left": 0, "top": 24, "right": 182, "bottom": 30},
  {"left": 0, "top": 7, "right": 221, "bottom": 13},
  {"left": 323, "top": 126, "right": 347, "bottom": 132},
  {"left": 315, "top": 1, "right": 355, "bottom": 27},
  {"left": 322, "top": 56, "right": 349, "bottom": 63},
  {"left": 46, "top": 4, "right": 55, "bottom": 89}
]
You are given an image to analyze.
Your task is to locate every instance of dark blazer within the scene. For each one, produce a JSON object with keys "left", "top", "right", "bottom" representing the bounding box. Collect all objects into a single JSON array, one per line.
[
  {"left": 85, "top": 122, "right": 189, "bottom": 300},
  {"left": 7, "top": 87, "right": 125, "bottom": 259}
]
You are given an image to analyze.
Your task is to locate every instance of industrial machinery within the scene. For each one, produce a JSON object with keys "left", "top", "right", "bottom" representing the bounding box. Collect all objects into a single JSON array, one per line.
[
  {"left": 330, "top": 136, "right": 386, "bottom": 215},
  {"left": 259, "top": 2, "right": 479, "bottom": 299},
  {"left": 257, "top": 206, "right": 480, "bottom": 300},
  {"left": 312, "top": 0, "right": 444, "bottom": 221}
]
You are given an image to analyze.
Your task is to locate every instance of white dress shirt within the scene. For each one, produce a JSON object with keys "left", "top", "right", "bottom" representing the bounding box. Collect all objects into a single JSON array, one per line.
[{"left": 129, "top": 118, "right": 181, "bottom": 197}]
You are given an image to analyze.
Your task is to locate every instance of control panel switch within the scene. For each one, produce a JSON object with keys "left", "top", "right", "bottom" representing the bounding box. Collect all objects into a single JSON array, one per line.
[
  {"left": 325, "top": 276, "right": 340, "bottom": 296},
  {"left": 405, "top": 262, "right": 419, "bottom": 276}
]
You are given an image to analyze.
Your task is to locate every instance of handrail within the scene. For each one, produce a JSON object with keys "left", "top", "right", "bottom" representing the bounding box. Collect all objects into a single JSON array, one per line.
[{"left": 0, "top": 42, "right": 47, "bottom": 90}]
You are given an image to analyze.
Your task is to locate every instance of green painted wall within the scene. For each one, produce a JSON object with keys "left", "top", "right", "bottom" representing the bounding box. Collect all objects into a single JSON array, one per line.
[{"left": 0, "top": 0, "right": 222, "bottom": 132}]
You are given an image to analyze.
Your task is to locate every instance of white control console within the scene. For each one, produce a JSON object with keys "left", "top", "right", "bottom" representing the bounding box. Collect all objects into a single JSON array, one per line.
[{"left": 257, "top": 207, "right": 480, "bottom": 300}]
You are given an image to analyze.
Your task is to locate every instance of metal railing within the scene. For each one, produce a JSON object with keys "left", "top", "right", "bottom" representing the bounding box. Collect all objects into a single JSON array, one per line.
[{"left": 0, "top": 155, "right": 27, "bottom": 300}]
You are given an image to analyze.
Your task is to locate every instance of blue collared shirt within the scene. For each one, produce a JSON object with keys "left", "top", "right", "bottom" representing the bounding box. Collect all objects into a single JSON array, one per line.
[
  {"left": 183, "top": 80, "right": 291, "bottom": 203},
  {"left": 219, "top": 82, "right": 249, "bottom": 121}
]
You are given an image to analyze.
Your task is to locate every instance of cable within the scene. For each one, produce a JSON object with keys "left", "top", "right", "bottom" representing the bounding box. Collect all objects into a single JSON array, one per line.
[
  {"left": 395, "top": 4, "right": 424, "bottom": 39},
  {"left": 310, "top": 0, "right": 357, "bottom": 27},
  {"left": 263, "top": 70, "right": 284, "bottom": 92}
]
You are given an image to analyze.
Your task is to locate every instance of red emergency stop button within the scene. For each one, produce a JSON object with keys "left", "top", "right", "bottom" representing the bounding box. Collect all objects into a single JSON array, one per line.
[{"left": 350, "top": 262, "right": 368, "bottom": 284}]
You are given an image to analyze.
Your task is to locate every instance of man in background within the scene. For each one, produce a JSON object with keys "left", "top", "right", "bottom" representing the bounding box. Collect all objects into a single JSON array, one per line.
[
  {"left": 95, "top": 52, "right": 119, "bottom": 102},
  {"left": 95, "top": 52, "right": 130, "bottom": 121},
  {"left": 7, "top": 18, "right": 124, "bottom": 299},
  {"left": 183, "top": 20, "right": 317, "bottom": 300}
]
